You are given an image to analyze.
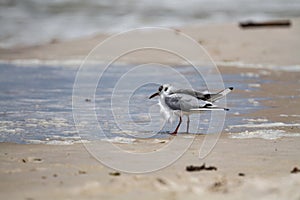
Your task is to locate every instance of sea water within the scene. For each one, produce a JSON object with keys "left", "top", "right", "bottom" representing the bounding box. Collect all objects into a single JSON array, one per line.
[
  {"left": 0, "top": 63, "right": 297, "bottom": 144},
  {"left": 0, "top": 63, "right": 228, "bottom": 143}
]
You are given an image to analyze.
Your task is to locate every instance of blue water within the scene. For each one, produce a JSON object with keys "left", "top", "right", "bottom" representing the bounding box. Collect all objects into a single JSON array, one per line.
[
  {"left": 0, "top": 63, "right": 263, "bottom": 144},
  {"left": 0, "top": 64, "right": 76, "bottom": 143}
]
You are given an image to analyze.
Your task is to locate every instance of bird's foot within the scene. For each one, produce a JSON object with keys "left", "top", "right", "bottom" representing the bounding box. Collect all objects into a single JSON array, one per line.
[{"left": 170, "top": 132, "right": 177, "bottom": 135}]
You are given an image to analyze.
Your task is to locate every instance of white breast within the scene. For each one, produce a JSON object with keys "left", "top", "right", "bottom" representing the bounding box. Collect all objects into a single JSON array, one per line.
[{"left": 158, "top": 95, "right": 176, "bottom": 123}]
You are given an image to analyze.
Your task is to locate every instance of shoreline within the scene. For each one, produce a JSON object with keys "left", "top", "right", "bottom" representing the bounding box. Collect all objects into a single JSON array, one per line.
[
  {"left": 1, "top": 59, "right": 300, "bottom": 72},
  {"left": 1, "top": 65, "right": 299, "bottom": 199},
  {"left": 0, "top": 19, "right": 300, "bottom": 199}
]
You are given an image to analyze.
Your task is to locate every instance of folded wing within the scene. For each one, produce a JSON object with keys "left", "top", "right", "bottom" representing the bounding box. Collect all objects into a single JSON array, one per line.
[
  {"left": 172, "top": 87, "right": 233, "bottom": 102},
  {"left": 165, "top": 94, "right": 214, "bottom": 112}
]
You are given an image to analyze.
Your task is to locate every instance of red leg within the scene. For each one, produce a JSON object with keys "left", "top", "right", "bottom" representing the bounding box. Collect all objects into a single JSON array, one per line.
[{"left": 171, "top": 116, "right": 182, "bottom": 135}]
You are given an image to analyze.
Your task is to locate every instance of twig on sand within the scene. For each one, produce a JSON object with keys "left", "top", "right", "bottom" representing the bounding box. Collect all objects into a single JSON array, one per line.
[
  {"left": 239, "top": 20, "right": 291, "bottom": 29},
  {"left": 186, "top": 163, "right": 217, "bottom": 172}
]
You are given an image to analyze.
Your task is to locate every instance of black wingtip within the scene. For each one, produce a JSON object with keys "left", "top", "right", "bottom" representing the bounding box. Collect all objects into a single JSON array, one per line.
[
  {"left": 224, "top": 108, "right": 230, "bottom": 111},
  {"left": 203, "top": 94, "right": 211, "bottom": 100},
  {"left": 229, "top": 87, "right": 234, "bottom": 90},
  {"left": 203, "top": 103, "right": 213, "bottom": 108}
]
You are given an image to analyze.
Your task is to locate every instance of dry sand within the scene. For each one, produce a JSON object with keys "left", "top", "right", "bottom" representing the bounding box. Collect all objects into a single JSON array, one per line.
[
  {"left": 1, "top": 19, "right": 300, "bottom": 199},
  {"left": 1, "top": 135, "right": 300, "bottom": 200}
]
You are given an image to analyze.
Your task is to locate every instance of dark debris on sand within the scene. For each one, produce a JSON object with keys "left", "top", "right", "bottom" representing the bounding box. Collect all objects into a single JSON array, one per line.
[
  {"left": 109, "top": 172, "right": 121, "bottom": 176},
  {"left": 291, "top": 167, "right": 300, "bottom": 174},
  {"left": 78, "top": 170, "right": 87, "bottom": 174},
  {"left": 186, "top": 163, "right": 217, "bottom": 172},
  {"left": 238, "top": 173, "right": 245, "bottom": 176}
]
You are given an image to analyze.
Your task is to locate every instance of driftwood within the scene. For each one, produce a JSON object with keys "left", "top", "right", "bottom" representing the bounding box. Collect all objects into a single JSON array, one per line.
[
  {"left": 239, "top": 20, "right": 291, "bottom": 29},
  {"left": 186, "top": 163, "right": 217, "bottom": 172}
]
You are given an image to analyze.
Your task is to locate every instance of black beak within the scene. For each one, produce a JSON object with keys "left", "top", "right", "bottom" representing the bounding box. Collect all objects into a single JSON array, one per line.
[{"left": 149, "top": 92, "right": 159, "bottom": 99}]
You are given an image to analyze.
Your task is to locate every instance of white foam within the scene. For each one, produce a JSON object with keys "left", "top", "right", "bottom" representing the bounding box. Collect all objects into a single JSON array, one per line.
[
  {"left": 291, "top": 115, "right": 300, "bottom": 117},
  {"left": 229, "top": 129, "right": 300, "bottom": 140},
  {"left": 26, "top": 118, "right": 70, "bottom": 128},
  {"left": 248, "top": 83, "right": 261, "bottom": 88},
  {"left": 243, "top": 118, "right": 268, "bottom": 122},
  {"left": 101, "top": 137, "right": 136, "bottom": 144},
  {"left": 27, "top": 139, "right": 90, "bottom": 145},
  {"left": 0, "top": 59, "right": 118, "bottom": 67},
  {"left": 217, "top": 61, "right": 300, "bottom": 72},
  {"left": 280, "top": 114, "right": 289, "bottom": 117},
  {"left": 0, "top": 127, "right": 24, "bottom": 134},
  {"left": 280, "top": 114, "right": 300, "bottom": 118},
  {"left": 248, "top": 98, "right": 260, "bottom": 106},
  {"left": 2, "top": 59, "right": 300, "bottom": 72},
  {"left": 258, "top": 70, "right": 271, "bottom": 76},
  {"left": 229, "top": 122, "right": 300, "bottom": 129},
  {"left": 241, "top": 72, "right": 260, "bottom": 78}
]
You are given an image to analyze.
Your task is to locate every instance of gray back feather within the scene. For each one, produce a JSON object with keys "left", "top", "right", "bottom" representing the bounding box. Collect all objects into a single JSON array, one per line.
[
  {"left": 165, "top": 94, "right": 208, "bottom": 112},
  {"left": 172, "top": 88, "right": 232, "bottom": 102}
]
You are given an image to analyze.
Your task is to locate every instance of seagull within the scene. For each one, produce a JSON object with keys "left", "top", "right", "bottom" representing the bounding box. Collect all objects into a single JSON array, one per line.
[{"left": 149, "top": 84, "right": 233, "bottom": 135}]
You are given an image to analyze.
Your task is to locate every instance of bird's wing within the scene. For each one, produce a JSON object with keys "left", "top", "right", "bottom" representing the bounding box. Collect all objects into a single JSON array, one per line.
[
  {"left": 172, "top": 87, "right": 233, "bottom": 102},
  {"left": 171, "top": 89, "right": 210, "bottom": 101},
  {"left": 165, "top": 94, "right": 209, "bottom": 112}
]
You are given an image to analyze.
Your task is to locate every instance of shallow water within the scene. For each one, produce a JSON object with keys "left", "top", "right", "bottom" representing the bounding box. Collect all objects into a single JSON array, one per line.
[
  {"left": 0, "top": 64, "right": 76, "bottom": 143},
  {"left": 0, "top": 63, "right": 266, "bottom": 144}
]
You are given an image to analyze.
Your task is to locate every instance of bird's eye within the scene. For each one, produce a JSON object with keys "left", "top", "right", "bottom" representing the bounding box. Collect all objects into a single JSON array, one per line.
[
  {"left": 158, "top": 85, "right": 163, "bottom": 92},
  {"left": 164, "top": 87, "right": 168, "bottom": 91}
]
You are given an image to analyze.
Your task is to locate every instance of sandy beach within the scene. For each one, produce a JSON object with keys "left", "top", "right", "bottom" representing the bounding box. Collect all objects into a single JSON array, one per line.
[
  {"left": 1, "top": 18, "right": 300, "bottom": 199},
  {"left": 1, "top": 135, "right": 300, "bottom": 200}
]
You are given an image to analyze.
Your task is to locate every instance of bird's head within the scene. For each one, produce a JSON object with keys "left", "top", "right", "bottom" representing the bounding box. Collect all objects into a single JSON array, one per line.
[{"left": 149, "top": 84, "right": 172, "bottom": 99}]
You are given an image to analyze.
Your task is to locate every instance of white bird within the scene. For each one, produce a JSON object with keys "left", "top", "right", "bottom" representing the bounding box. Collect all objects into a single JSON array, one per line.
[{"left": 149, "top": 84, "right": 233, "bottom": 135}]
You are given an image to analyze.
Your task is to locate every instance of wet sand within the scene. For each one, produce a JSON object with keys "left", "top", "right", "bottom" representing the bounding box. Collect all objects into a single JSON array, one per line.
[{"left": 1, "top": 19, "right": 300, "bottom": 199}]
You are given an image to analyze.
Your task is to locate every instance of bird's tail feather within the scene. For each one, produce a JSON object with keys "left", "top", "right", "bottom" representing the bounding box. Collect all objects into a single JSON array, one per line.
[{"left": 208, "top": 87, "right": 233, "bottom": 102}]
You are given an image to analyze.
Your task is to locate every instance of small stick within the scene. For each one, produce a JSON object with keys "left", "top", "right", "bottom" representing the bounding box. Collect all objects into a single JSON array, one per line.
[{"left": 239, "top": 20, "right": 291, "bottom": 29}]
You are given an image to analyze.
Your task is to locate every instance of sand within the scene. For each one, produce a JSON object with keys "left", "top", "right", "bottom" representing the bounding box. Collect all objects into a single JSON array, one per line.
[
  {"left": 1, "top": 136, "right": 300, "bottom": 200},
  {"left": 1, "top": 18, "right": 300, "bottom": 199}
]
